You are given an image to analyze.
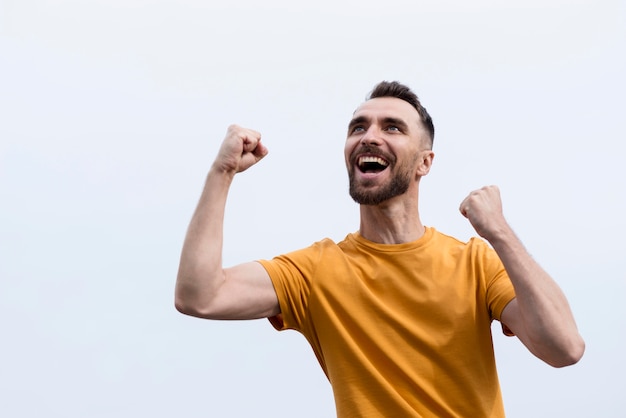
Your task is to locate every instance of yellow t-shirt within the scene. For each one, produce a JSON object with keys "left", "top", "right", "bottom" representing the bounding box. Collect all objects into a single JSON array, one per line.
[{"left": 259, "top": 227, "right": 516, "bottom": 418}]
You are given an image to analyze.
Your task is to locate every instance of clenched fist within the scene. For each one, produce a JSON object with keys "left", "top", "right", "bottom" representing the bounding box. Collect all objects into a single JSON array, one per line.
[
  {"left": 459, "top": 185, "right": 509, "bottom": 241},
  {"left": 213, "top": 124, "right": 269, "bottom": 174}
]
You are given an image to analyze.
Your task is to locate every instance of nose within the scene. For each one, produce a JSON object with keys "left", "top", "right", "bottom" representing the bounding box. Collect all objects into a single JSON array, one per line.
[{"left": 360, "top": 125, "right": 383, "bottom": 146}]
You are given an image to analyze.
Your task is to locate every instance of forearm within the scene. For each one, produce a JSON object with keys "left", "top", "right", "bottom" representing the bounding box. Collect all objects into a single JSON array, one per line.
[
  {"left": 175, "top": 165, "right": 235, "bottom": 315},
  {"left": 489, "top": 226, "right": 585, "bottom": 366}
]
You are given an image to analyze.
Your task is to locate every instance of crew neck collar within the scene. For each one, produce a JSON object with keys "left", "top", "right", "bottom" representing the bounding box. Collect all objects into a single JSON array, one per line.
[{"left": 349, "top": 226, "right": 435, "bottom": 252}]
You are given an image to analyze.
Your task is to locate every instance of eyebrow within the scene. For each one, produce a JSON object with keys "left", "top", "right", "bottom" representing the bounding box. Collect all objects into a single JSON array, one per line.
[
  {"left": 348, "top": 115, "right": 368, "bottom": 132},
  {"left": 382, "top": 117, "right": 409, "bottom": 132}
]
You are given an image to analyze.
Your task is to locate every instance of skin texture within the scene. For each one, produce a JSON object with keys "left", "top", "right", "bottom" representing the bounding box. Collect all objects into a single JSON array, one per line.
[{"left": 175, "top": 98, "right": 584, "bottom": 367}]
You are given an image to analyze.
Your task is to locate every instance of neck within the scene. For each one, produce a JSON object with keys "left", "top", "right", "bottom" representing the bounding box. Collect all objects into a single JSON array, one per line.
[{"left": 358, "top": 194, "right": 425, "bottom": 244}]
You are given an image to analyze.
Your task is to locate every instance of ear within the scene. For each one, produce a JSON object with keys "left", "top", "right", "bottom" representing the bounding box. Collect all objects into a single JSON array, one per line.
[{"left": 416, "top": 150, "right": 435, "bottom": 177}]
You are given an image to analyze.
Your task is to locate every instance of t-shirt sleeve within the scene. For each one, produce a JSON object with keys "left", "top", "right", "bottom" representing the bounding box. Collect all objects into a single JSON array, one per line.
[
  {"left": 475, "top": 238, "right": 517, "bottom": 323},
  {"left": 257, "top": 242, "right": 322, "bottom": 332}
]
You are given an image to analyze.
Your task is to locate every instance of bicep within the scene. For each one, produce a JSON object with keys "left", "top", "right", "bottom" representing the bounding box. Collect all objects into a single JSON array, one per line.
[{"left": 210, "top": 261, "right": 280, "bottom": 320}]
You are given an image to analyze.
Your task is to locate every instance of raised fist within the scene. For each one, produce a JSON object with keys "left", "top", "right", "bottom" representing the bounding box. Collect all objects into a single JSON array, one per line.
[{"left": 213, "top": 124, "right": 269, "bottom": 174}]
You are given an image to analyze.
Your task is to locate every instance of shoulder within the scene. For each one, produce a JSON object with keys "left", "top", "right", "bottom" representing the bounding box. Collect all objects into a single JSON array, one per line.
[
  {"left": 430, "top": 228, "right": 494, "bottom": 251},
  {"left": 425, "top": 229, "right": 504, "bottom": 271},
  {"left": 425, "top": 228, "right": 477, "bottom": 257},
  {"left": 261, "top": 237, "right": 345, "bottom": 268}
]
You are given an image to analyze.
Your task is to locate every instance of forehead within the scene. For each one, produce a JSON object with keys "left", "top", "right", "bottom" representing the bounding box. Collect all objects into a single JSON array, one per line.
[{"left": 352, "top": 97, "right": 420, "bottom": 124}]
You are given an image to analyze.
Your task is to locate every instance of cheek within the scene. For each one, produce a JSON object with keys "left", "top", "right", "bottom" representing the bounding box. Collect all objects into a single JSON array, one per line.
[{"left": 344, "top": 138, "right": 356, "bottom": 164}]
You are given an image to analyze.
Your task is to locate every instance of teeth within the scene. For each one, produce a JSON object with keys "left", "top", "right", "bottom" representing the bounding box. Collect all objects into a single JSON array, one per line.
[{"left": 358, "top": 156, "right": 389, "bottom": 167}]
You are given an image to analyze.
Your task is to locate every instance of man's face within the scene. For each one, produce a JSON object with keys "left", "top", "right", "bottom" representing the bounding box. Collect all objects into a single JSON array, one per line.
[{"left": 345, "top": 97, "right": 430, "bottom": 205}]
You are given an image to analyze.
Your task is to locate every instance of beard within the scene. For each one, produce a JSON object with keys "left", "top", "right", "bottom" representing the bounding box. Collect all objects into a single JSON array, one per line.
[{"left": 348, "top": 166, "right": 412, "bottom": 205}]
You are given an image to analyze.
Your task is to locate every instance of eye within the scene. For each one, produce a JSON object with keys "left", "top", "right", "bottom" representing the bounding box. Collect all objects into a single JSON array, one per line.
[
  {"left": 351, "top": 126, "right": 365, "bottom": 134},
  {"left": 386, "top": 125, "right": 400, "bottom": 132}
]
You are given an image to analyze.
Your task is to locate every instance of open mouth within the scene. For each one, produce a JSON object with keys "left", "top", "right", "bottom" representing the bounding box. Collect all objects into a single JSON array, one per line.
[{"left": 357, "top": 155, "right": 389, "bottom": 173}]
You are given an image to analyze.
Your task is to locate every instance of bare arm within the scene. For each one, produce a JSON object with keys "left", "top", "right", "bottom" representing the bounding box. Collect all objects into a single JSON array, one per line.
[
  {"left": 175, "top": 125, "right": 280, "bottom": 320},
  {"left": 460, "top": 186, "right": 585, "bottom": 367}
]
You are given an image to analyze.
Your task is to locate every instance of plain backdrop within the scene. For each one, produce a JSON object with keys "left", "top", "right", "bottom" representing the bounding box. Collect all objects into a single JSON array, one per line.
[{"left": 1, "top": 1, "right": 624, "bottom": 417}]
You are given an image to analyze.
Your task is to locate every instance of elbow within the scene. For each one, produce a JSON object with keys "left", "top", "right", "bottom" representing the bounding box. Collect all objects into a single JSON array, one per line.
[
  {"left": 563, "top": 338, "right": 586, "bottom": 367},
  {"left": 174, "top": 295, "right": 195, "bottom": 316},
  {"left": 174, "top": 291, "right": 212, "bottom": 319},
  {"left": 174, "top": 278, "right": 215, "bottom": 319},
  {"left": 174, "top": 291, "right": 196, "bottom": 316},
  {"left": 548, "top": 336, "right": 586, "bottom": 368},
  {"left": 175, "top": 275, "right": 194, "bottom": 316},
  {"left": 175, "top": 266, "right": 224, "bottom": 318},
  {"left": 175, "top": 294, "right": 215, "bottom": 319}
]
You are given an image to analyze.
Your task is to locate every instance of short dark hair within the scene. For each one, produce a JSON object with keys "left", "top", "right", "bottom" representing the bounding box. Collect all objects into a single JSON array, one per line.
[{"left": 368, "top": 81, "right": 435, "bottom": 146}]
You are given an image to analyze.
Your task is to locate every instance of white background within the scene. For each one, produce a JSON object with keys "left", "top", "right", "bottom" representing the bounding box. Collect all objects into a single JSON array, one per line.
[{"left": 1, "top": 1, "right": 624, "bottom": 417}]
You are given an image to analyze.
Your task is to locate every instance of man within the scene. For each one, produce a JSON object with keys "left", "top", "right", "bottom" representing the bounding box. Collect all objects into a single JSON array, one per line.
[{"left": 175, "top": 81, "right": 584, "bottom": 417}]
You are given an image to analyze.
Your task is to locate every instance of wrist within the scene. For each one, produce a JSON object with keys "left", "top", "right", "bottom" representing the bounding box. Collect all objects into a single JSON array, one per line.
[
  {"left": 209, "top": 161, "right": 237, "bottom": 180},
  {"left": 483, "top": 223, "right": 518, "bottom": 248}
]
